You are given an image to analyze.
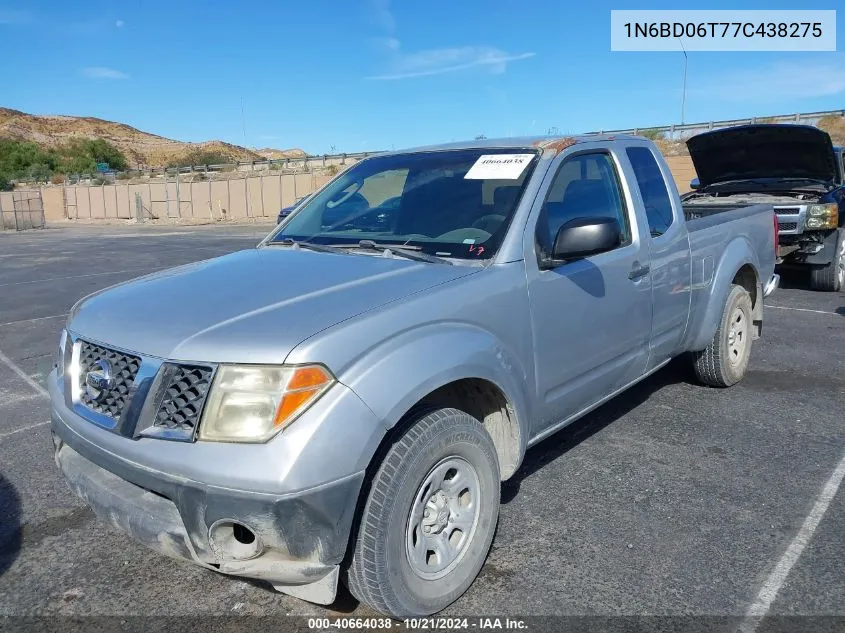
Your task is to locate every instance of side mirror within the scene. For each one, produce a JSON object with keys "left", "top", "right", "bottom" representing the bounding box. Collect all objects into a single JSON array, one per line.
[
  {"left": 689, "top": 177, "right": 701, "bottom": 190},
  {"left": 551, "top": 217, "right": 621, "bottom": 261}
]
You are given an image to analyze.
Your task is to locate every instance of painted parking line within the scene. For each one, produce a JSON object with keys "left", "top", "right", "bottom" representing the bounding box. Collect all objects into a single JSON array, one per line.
[
  {"left": 0, "top": 392, "right": 43, "bottom": 405},
  {"left": 740, "top": 449, "right": 845, "bottom": 633},
  {"left": 0, "top": 314, "right": 67, "bottom": 328},
  {"left": 0, "top": 267, "right": 164, "bottom": 288},
  {"left": 765, "top": 304, "right": 840, "bottom": 316},
  {"left": 0, "top": 345, "right": 52, "bottom": 439},
  {"left": 0, "top": 420, "right": 50, "bottom": 440},
  {"left": 0, "top": 347, "right": 48, "bottom": 398}
]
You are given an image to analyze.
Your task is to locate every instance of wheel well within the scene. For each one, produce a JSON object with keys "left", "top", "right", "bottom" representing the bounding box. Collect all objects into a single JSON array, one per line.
[
  {"left": 413, "top": 378, "right": 522, "bottom": 480},
  {"left": 732, "top": 264, "right": 762, "bottom": 337}
]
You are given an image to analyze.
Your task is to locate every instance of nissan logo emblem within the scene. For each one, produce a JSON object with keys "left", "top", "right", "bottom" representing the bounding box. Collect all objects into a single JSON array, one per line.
[{"left": 85, "top": 359, "right": 115, "bottom": 401}]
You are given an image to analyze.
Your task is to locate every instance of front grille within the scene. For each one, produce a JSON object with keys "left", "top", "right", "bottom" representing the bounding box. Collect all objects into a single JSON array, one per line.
[
  {"left": 775, "top": 207, "right": 801, "bottom": 216},
  {"left": 77, "top": 341, "right": 141, "bottom": 420},
  {"left": 778, "top": 221, "right": 798, "bottom": 231},
  {"left": 153, "top": 364, "right": 213, "bottom": 434}
]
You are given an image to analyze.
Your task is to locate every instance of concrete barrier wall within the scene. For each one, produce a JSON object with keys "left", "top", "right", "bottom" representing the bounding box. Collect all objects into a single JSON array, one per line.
[
  {"left": 37, "top": 155, "right": 698, "bottom": 222},
  {"left": 41, "top": 188, "right": 65, "bottom": 222}
]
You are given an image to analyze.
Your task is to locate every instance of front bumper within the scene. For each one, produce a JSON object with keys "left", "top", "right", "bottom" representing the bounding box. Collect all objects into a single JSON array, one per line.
[{"left": 49, "top": 369, "right": 383, "bottom": 604}]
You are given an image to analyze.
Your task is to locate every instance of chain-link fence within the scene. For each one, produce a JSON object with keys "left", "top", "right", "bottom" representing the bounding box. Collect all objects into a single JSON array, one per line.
[{"left": 0, "top": 190, "right": 46, "bottom": 231}]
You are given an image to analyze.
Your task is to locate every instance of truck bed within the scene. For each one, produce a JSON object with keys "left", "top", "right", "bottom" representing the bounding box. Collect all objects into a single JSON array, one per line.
[
  {"left": 681, "top": 202, "right": 776, "bottom": 353},
  {"left": 682, "top": 201, "right": 769, "bottom": 225}
]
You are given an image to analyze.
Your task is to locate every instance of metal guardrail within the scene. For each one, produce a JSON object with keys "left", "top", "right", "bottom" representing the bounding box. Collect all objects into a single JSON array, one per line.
[
  {"left": 587, "top": 109, "right": 845, "bottom": 137},
  {"left": 66, "top": 151, "right": 376, "bottom": 183}
]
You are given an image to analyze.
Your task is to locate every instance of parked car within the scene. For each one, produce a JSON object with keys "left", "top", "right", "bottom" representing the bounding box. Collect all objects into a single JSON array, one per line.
[
  {"left": 50, "top": 135, "right": 778, "bottom": 618},
  {"left": 683, "top": 124, "right": 845, "bottom": 291},
  {"left": 276, "top": 194, "right": 312, "bottom": 224}
]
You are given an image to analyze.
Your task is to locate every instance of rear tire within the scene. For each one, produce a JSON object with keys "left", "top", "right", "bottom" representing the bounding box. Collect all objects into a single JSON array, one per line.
[
  {"left": 692, "top": 284, "right": 753, "bottom": 387},
  {"left": 809, "top": 229, "right": 844, "bottom": 292},
  {"left": 347, "top": 408, "right": 500, "bottom": 618}
]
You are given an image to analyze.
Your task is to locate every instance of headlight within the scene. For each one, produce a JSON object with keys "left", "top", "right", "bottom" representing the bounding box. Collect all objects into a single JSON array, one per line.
[
  {"left": 198, "top": 364, "right": 334, "bottom": 443},
  {"left": 805, "top": 203, "right": 838, "bottom": 230},
  {"left": 56, "top": 329, "right": 68, "bottom": 378}
]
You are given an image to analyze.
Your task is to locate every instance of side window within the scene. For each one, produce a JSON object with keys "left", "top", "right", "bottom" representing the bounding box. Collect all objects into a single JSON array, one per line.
[
  {"left": 626, "top": 146, "right": 674, "bottom": 237},
  {"left": 538, "top": 152, "right": 631, "bottom": 252}
]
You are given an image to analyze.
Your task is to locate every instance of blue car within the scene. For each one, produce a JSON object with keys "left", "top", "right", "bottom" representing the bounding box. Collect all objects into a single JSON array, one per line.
[{"left": 277, "top": 195, "right": 312, "bottom": 224}]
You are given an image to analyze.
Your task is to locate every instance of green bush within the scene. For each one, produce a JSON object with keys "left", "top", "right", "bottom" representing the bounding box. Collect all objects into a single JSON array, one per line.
[
  {"left": 0, "top": 136, "right": 128, "bottom": 180},
  {"left": 56, "top": 138, "right": 128, "bottom": 173},
  {"left": 638, "top": 128, "right": 665, "bottom": 140},
  {"left": 0, "top": 138, "right": 58, "bottom": 178}
]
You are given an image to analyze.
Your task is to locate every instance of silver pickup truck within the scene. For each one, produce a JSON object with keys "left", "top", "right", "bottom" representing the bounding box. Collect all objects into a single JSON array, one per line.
[{"left": 49, "top": 135, "right": 778, "bottom": 618}]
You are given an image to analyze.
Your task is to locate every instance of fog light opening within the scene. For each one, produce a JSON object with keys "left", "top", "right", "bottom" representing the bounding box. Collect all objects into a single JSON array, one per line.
[
  {"left": 208, "top": 519, "right": 262, "bottom": 561},
  {"left": 232, "top": 522, "right": 255, "bottom": 545}
]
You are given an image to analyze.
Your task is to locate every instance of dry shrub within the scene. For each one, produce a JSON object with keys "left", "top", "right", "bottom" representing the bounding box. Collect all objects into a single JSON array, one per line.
[
  {"left": 654, "top": 137, "right": 688, "bottom": 156},
  {"left": 816, "top": 115, "right": 845, "bottom": 145}
]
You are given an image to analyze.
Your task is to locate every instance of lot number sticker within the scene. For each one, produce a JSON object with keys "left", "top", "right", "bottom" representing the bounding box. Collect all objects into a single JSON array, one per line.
[{"left": 464, "top": 154, "right": 533, "bottom": 180}]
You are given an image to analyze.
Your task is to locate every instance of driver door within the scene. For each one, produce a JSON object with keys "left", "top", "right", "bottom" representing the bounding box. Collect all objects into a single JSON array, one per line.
[{"left": 525, "top": 149, "right": 652, "bottom": 436}]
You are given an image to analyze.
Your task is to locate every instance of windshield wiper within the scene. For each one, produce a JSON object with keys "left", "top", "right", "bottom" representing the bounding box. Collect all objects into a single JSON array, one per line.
[
  {"left": 269, "top": 238, "right": 348, "bottom": 255},
  {"left": 338, "top": 240, "right": 453, "bottom": 265}
]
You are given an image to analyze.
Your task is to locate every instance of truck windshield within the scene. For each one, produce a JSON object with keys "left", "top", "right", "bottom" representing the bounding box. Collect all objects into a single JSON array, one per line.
[{"left": 266, "top": 148, "right": 539, "bottom": 260}]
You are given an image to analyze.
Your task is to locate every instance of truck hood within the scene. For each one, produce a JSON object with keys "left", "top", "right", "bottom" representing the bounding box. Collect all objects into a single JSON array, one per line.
[
  {"left": 687, "top": 124, "right": 838, "bottom": 188},
  {"left": 68, "top": 248, "right": 478, "bottom": 363}
]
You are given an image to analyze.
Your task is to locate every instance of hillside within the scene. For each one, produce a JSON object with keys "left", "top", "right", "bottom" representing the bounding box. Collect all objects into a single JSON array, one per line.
[{"left": 0, "top": 107, "right": 305, "bottom": 168}]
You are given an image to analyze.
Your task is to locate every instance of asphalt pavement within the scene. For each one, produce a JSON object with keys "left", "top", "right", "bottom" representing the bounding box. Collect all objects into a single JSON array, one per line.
[{"left": 0, "top": 223, "right": 842, "bottom": 631}]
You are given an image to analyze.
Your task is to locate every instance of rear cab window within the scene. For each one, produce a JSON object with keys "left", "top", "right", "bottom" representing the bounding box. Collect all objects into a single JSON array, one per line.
[{"left": 626, "top": 146, "right": 675, "bottom": 237}]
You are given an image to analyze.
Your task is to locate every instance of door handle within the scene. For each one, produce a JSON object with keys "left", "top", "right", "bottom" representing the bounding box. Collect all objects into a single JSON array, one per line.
[{"left": 628, "top": 264, "right": 650, "bottom": 280}]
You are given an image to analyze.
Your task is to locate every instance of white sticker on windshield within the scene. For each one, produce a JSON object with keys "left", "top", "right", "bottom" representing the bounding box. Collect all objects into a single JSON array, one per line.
[{"left": 464, "top": 154, "right": 533, "bottom": 180}]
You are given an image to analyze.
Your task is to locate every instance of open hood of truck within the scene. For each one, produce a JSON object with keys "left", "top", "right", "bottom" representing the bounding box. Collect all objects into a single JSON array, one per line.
[{"left": 687, "top": 124, "right": 838, "bottom": 188}]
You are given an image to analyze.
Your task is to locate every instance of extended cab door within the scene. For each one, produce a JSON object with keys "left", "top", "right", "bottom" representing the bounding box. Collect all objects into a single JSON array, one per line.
[
  {"left": 624, "top": 144, "right": 691, "bottom": 370},
  {"left": 524, "top": 146, "right": 653, "bottom": 438}
]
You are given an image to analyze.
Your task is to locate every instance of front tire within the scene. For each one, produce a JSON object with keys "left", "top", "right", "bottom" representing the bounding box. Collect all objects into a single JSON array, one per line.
[
  {"left": 347, "top": 408, "right": 500, "bottom": 618},
  {"left": 809, "top": 228, "right": 844, "bottom": 292},
  {"left": 692, "top": 284, "right": 753, "bottom": 387}
]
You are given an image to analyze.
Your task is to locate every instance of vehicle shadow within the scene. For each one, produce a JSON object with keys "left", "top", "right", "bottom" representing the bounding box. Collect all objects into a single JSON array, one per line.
[
  {"left": 328, "top": 358, "right": 699, "bottom": 613},
  {"left": 774, "top": 267, "right": 809, "bottom": 290},
  {"left": 501, "top": 356, "right": 697, "bottom": 504},
  {"left": 0, "top": 473, "right": 22, "bottom": 577}
]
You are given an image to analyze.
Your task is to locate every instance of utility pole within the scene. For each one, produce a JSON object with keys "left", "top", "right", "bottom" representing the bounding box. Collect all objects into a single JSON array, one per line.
[
  {"left": 240, "top": 97, "right": 248, "bottom": 148},
  {"left": 679, "top": 38, "right": 688, "bottom": 125}
]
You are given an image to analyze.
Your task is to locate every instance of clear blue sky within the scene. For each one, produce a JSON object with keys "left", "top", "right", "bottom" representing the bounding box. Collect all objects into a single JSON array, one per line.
[{"left": 0, "top": 0, "right": 842, "bottom": 154}]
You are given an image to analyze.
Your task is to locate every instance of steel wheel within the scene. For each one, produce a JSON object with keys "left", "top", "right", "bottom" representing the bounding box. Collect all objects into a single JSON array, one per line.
[
  {"left": 692, "top": 284, "right": 753, "bottom": 387},
  {"left": 726, "top": 306, "right": 748, "bottom": 367},
  {"left": 837, "top": 238, "right": 845, "bottom": 289},
  {"left": 347, "top": 407, "right": 500, "bottom": 618},
  {"left": 405, "top": 457, "right": 481, "bottom": 580}
]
